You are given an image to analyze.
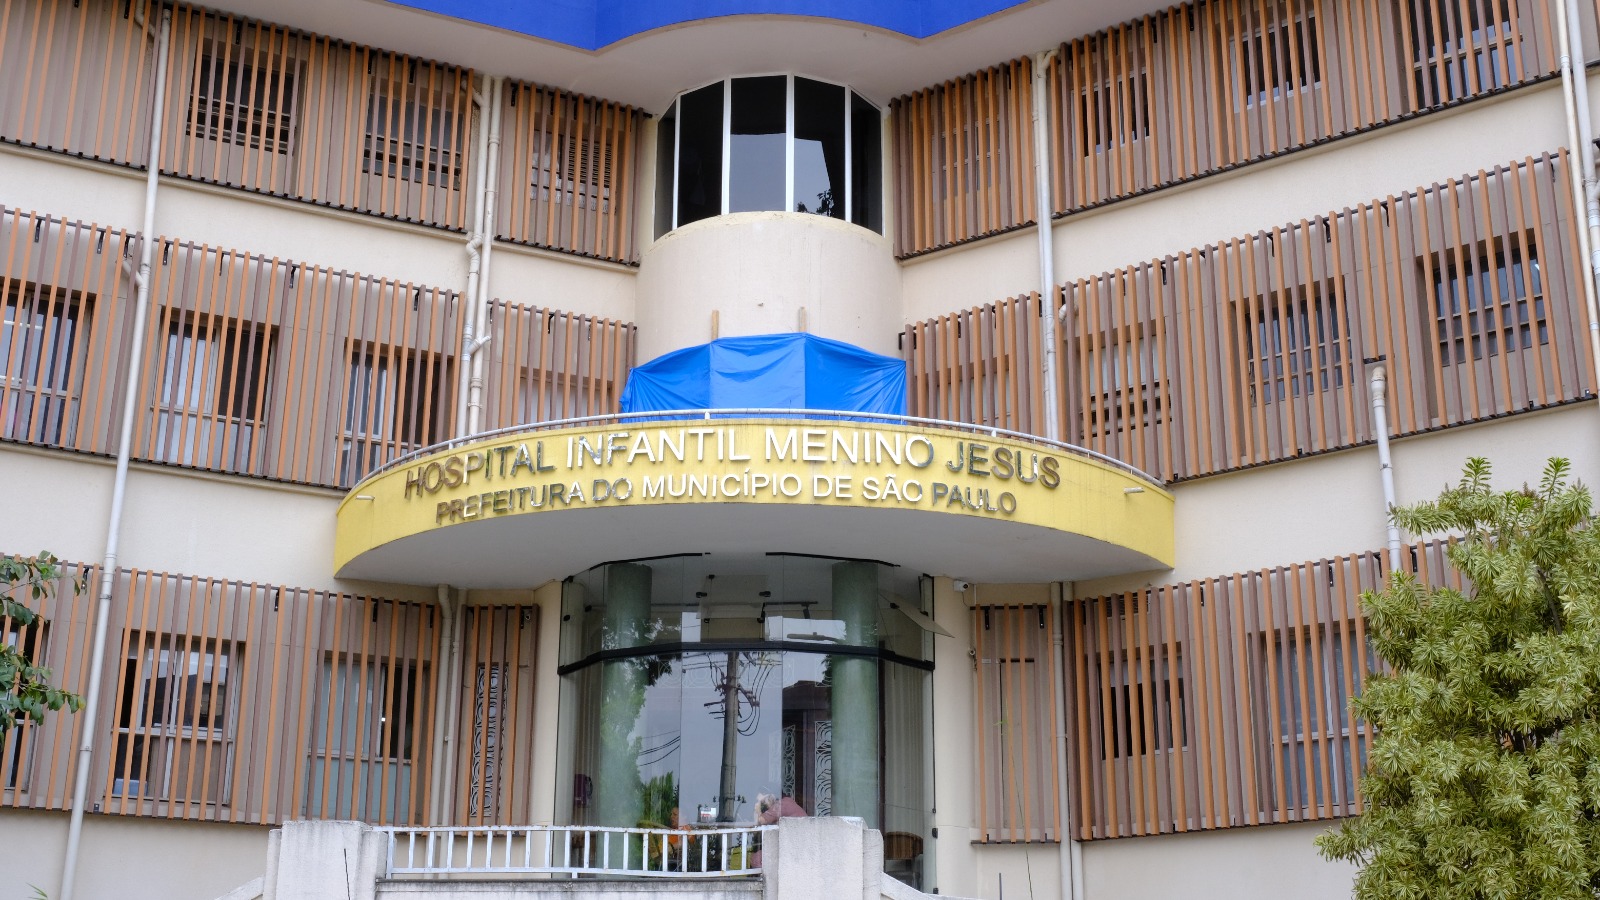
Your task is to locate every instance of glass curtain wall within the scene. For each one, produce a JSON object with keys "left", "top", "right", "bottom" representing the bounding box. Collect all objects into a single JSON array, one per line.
[
  {"left": 656, "top": 77, "right": 883, "bottom": 235},
  {"left": 557, "top": 554, "right": 930, "bottom": 885}
]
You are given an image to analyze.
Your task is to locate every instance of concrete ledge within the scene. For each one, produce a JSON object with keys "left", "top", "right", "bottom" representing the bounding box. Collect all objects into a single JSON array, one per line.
[{"left": 214, "top": 877, "right": 266, "bottom": 900}]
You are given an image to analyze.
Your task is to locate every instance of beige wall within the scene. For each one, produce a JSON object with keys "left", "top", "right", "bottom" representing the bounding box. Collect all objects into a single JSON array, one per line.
[
  {"left": 635, "top": 211, "right": 902, "bottom": 362},
  {"left": 0, "top": 444, "right": 439, "bottom": 598},
  {"left": 1080, "top": 819, "right": 1357, "bottom": 900},
  {"left": 0, "top": 146, "right": 638, "bottom": 327},
  {"left": 1076, "top": 402, "right": 1600, "bottom": 598},
  {"left": 0, "top": 807, "right": 270, "bottom": 900}
]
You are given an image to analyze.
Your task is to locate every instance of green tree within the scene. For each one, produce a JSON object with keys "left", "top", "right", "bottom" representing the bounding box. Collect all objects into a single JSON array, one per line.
[
  {"left": 1317, "top": 457, "right": 1600, "bottom": 899},
  {"left": 1, "top": 552, "right": 85, "bottom": 734}
]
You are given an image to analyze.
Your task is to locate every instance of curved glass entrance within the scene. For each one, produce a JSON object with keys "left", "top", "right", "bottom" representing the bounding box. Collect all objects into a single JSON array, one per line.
[{"left": 556, "top": 554, "right": 931, "bottom": 881}]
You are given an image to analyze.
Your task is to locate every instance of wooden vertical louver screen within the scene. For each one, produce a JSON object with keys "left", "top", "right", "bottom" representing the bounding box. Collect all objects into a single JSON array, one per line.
[
  {"left": 902, "top": 293, "right": 1048, "bottom": 435},
  {"left": 454, "top": 603, "right": 538, "bottom": 826},
  {"left": 1064, "top": 151, "right": 1592, "bottom": 483},
  {"left": 133, "top": 238, "right": 461, "bottom": 488},
  {"left": 0, "top": 561, "right": 99, "bottom": 813},
  {"left": 479, "top": 302, "right": 636, "bottom": 430},
  {"left": 890, "top": 58, "right": 1036, "bottom": 257},
  {"left": 161, "top": 4, "right": 474, "bottom": 230},
  {"left": 1049, "top": 0, "right": 1560, "bottom": 216},
  {"left": 974, "top": 604, "right": 1063, "bottom": 843},
  {"left": 0, "top": 213, "right": 646, "bottom": 486},
  {"left": 0, "top": 0, "right": 161, "bottom": 167},
  {"left": 1065, "top": 540, "right": 1468, "bottom": 838},
  {"left": 498, "top": 82, "right": 643, "bottom": 264},
  {"left": 0, "top": 208, "right": 136, "bottom": 456},
  {"left": 1, "top": 0, "right": 655, "bottom": 256},
  {"left": 1, "top": 562, "right": 446, "bottom": 826}
]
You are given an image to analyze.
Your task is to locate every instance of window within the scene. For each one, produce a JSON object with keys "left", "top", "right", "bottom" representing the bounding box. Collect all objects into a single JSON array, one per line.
[
  {"left": 152, "top": 316, "right": 272, "bottom": 471},
  {"left": 849, "top": 93, "right": 882, "bottom": 233},
  {"left": 112, "top": 633, "right": 238, "bottom": 806},
  {"left": 339, "top": 347, "right": 446, "bottom": 485},
  {"left": 1236, "top": 10, "right": 1321, "bottom": 106},
  {"left": 1268, "top": 626, "right": 1371, "bottom": 812},
  {"left": 187, "top": 50, "right": 299, "bottom": 152},
  {"left": 674, "top": 82, "right": 724, "bottom": 229},
  {"left": 1, "top": 284, "right": 90, "bottom": 446},
  {"left": 1431, "top": 237, "right": 1545, "bottom": 366},
  {"left": 654, "top": 103, "right": 677, "bottom": 237},
  {"left": 729, "top": 76, "right": 788, "bottom": 214},
  {"left": 1079, "top": 70, "right": 1149, "bottom": 157},
  {"left": 465, "top": 662, "right": 508, "bottom": 821},
  {"left": 363, "top": 89, "right": 461, "bottom": 188},
  {"left": 657, "top": 76, "right": 883, "bottom": 235},
  {"left": 2, "top": 616, "right": 48, "bottom": 789},
  {"left": 517, "top": 369, "right": 604, "bottom": 424},
  {"left": 531, "top": 132, "right": 612, "bottom": 213},
  {"left": 1084, "top": 319, "right": 1166, "bottom": 440},
  {"left": 792, "top": 78, "right": 846, "bottom": 218},
  {"left": 975, "top": 604, "right": 1062, "bottom": 842},
  {"left": 1406, "top": 0, "right": 1519, "bottom": 105},
  {"left": 305, "top": 655, "right": 421, "bottom": 821},
  {"left": 1102, "top": 620, "right": 1186, "bottom": 760},
  {"left": 1238, "top": 282, "right": 1350, "bottom": 405}
]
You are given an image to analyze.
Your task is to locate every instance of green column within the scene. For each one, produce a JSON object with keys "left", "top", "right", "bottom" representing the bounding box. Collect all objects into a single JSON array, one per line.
[
  {"left": 596, "top": 562, "right": 652, "bottom": 828},
  {"left": 830, "top": 561, "right": 879, "bottom": 826}
]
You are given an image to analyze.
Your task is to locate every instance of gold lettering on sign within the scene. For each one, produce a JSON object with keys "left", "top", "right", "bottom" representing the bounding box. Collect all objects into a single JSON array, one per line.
[{"left": 402, "top": 425, "right": 1064, "bottom": 528}]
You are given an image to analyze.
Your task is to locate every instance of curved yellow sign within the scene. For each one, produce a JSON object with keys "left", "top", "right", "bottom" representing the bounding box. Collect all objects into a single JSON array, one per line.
[{"left": 335, "top": 419, "right": 1174, "bottom": 575}]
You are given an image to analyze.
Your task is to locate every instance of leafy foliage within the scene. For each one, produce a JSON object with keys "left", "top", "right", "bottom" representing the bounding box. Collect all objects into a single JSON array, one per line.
[
  {"left": 1, "top": 552, "right": 85, "bottom": 734},
  {"left": 1317, "top": 458, "right": 1600, "bottom": 899}
]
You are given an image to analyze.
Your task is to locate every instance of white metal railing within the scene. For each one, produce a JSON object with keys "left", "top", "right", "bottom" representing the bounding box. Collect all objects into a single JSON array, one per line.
[
  {"left": 358, "top": 407, "right": 1166, "bottom": 488},
  {"left": 376, "top": 824, "right": 775, "bottom": 879}
]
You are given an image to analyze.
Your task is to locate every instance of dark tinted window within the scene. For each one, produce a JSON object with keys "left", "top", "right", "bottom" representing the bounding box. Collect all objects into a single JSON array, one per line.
[
  {"left": 676, "top": 83, "right": 723, "bottom": 227},
  {"left": 794, "top": 78, "right": 845, "bottom": 219},
  {"left": 654, "top": 101, "right": 677, "bottom": 237},
  {"left": 851, "top": 93, "right": 882, "bottom": 233},
  {"left": 729, "top": 76, "right": 787, "bottom": 214}
]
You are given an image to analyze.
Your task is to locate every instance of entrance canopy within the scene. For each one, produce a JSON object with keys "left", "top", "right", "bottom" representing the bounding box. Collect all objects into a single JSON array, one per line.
[{"left": 335, "top": 417, "right": 1175, "bottom": 588}]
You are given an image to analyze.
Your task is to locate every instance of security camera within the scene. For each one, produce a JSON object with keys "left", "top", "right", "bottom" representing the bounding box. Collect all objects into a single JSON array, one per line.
[{"left": 952, "top": 580, "right": 972, "bottom": 593}]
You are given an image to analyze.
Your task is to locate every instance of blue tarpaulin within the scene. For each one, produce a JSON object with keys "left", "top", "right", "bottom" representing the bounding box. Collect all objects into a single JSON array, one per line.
[{"left": 619, "top": 333, "right": 907, "bottom": 416}]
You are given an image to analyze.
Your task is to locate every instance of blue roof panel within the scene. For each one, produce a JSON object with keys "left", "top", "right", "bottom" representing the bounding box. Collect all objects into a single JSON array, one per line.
[{"left": 390, "top": 0, "right": 1027, "bottom": 51}]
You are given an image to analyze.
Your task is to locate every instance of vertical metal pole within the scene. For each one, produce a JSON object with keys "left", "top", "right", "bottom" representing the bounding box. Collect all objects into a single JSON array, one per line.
[
  {"left": 455, "top": 73, "right": 492, "bottom": 438},
  {"left": 1369, "top": 367, "right": 1403, "bottom": 572},
  {"left": 1559, "top": 0, "right": 1600, "bottom": 409},
  {"left": 60, "top": 12, "right": 171, "bottom": 900},
  {"left": 1033, "top": 50, "right": 1063, "bottom": 441},
  {"left": 428, "top": 585, "right": 458, "bottom": 824},
  {"left": 717, "top": 651, "right": 741, "bottom": 822},
  {"left": 466, "top": 76, "right": 504, "bottom": 435}
]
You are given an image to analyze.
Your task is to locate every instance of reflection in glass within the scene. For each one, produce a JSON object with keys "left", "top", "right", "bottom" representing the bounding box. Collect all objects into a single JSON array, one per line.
[
  {"left": 658, "top": 76, "right": 882, "bottom": 234},
  {"left": 568, "top": 648, "right": 923, "bottom": 829},
  {"left": 560, "top": 555, "right": 930, "bottom": 665},
  {"left": 676, "top": 83, "right": 723, "bottom": 227},
  {"left": 559, "top": 553, "right": 931, "bottom": 886},
  {"left": 794, "top": 78, "right": 844, "bottom": 218},
  {"left": 729, "top": 77, "right": 787, "bottom": 214}
]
